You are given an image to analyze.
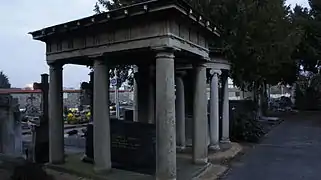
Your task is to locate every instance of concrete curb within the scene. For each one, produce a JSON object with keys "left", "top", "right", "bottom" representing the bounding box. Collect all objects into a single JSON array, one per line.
[{"left": 22, "top": 124, "right": 89, "bottom": 135}]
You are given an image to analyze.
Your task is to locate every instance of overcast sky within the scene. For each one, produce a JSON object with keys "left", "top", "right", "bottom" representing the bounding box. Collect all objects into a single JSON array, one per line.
[{"left": 0, "top": 0, "right": 309, "bottom": 88}]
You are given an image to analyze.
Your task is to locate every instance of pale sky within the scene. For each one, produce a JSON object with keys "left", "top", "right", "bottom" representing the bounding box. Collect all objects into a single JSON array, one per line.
[{"left": 0, "top": 0, "right": 309, "bottom": 88}]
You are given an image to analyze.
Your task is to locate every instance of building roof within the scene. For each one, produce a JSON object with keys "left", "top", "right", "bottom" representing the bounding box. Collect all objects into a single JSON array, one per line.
[{"left": 29, "top": 0, "right": 220, "bottom": 41}]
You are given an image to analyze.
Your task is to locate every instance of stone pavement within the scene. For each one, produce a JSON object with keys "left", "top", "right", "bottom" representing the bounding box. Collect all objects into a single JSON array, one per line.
[{"left": 221, "top": 112, "right": 321, "bottom": 180}]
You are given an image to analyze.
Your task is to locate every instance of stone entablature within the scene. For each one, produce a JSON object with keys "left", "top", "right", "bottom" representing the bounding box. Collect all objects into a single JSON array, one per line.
[{"left": 30, "top": 0, "right": 219, "bottom": 63}]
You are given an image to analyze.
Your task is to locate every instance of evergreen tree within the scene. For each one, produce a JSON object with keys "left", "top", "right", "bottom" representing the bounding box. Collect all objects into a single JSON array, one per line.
[
  {"left": 0, "top": 71, "right": 11, "bottom": 88},
  {"left": 94, "top": 0, "right": 301, "bottom": 90}
]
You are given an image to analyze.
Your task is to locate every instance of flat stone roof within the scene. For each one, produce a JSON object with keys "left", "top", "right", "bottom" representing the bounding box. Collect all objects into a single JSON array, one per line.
[{"left": 29, "top": 0, "right": 219, "bottom": 41}]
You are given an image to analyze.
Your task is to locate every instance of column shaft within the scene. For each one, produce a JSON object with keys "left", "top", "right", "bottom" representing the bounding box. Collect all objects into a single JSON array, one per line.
[
  {"left": 148, "top": 65, "right": 155, "bottom": 124},
  {"left": 48, "top": 64, "right": 64, "bottom": 164},
  {"left": 209, "top": 70, "right": 220, "bottom": 150},
  {"left": 221, "top": 73, "right": 230, "bottom": 143},
  {"left": 175, "top": 75, "right": 186, "bottom": 149},
  {"left": 192, "top": 64, "right": 208, "bottom": 164},
  {"left": 133, "top": 66, "right": 138, "bottom": 122},
  {"left": 137, "top": 66, "right": 149, "bottom": 123},
  {"left": 155, "top": 50, "right": 176, "bottom": 180},
  {"left": 93, "top": 60, "right": 111, "bottom": 172}
]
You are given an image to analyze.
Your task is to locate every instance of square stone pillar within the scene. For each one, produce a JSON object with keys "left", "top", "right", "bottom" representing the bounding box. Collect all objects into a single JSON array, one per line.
[
  {"left": 209, "top": 69, "right": 221, "bottom": 151},
  {"left": 93, "top": 59, "right": 111, "bottom": 172},
  {"left": 192, "top": 64, "right": 208, "bottom": 164},
  {"left": 221, "top": 71, "right": 230, "bottom": 143},
  {"left": 48, "top": 63, "right": 64, "bottom": 164},
  {"left": 155, "top": 48, "right": 176, "bottom": 180}
]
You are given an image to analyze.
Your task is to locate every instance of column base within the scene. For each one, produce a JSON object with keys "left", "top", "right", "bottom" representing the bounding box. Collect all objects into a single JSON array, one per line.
[
  {"left": 193, "top": 158, "right": 208, "bottom": 165},
  {"left": 81, "top": 154, "right": 93, "bottom": 163},
  {"left": 156, "top": 177, "right": 176, "bottom": 180},
  {"left": 209, "top": 144, "right": 220, "bottom": 151},
  {"left": 220, "top": 138, "right": 231, "bottom": 144},
  {"left": 176, "top": 145, "right": 186, "bottom": 152},
  {"left": 220, "top": 139, "right": 232, "bottom": 150},
  {"left": 50, "top": 159, "right": 65, "bottom": 165},
  {"left": 94, "top": 167, "right": 112, "bottom": 175}
]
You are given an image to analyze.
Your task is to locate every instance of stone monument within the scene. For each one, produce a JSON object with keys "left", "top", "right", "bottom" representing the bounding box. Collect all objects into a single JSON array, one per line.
[{"left": 0, "top": 94, "right": 22, "bottom": 156}]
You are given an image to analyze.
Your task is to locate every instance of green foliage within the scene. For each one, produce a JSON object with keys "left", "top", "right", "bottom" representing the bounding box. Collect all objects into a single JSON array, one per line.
[
  {"left": 230, "top": 112, "right": 264, "bottom": 143},
  {"left": 207, "top": 0, "right": 300, "bottom": 89},
  {"left": 295, "top": 74, "right": 321, "bottom": 110},
  {"left": 93, "top": 0, "right": 307, "bottom": 91},
  {"left": 292, "top": 5, "right": 321, "bottom": 73},
  {"left": 0, "top": 71, "right": 11, "bottom": 88}
]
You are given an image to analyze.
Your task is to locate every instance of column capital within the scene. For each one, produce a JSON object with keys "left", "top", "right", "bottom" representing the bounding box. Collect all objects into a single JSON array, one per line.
[
  {"left": 210, "top": 69, "right": 221, "bottom": 76},
  {"left": 48, "top": 63, "right": 63, "bottom": 71},
  {"left": 155, "top": 51, "right": 175, "bottom": 59},
  {"left": 151, "top": 46, "right": 180, "bottom": 52},
  {"left": 192, "top": 63, "right": 207, "bottom": 68},
  {"left": 133, "top": 65, "right": 138, "bottom": 73},
  {"left": 93, "top": 59, "right": 106, "bottom": 66}
]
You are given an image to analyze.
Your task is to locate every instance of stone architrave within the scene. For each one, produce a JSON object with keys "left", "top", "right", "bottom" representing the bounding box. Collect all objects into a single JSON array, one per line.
[{"left": 155, "top": 48, "right": 177, "bottom": 180}]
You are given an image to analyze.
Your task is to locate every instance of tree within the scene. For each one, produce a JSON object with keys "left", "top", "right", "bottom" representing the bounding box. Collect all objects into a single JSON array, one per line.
[
  {"left": 0, "top": 71, "right": 11, "bottom": 88},
  {"left": 292, "top": 5, "right": 319, "bottom": 73},
  {"left": 209, "top": 0, "right": 300, "bottom": 89},
  {"left": 94, "top": 0, "right": 300, "bottom": 91},
  {"left": 292, "top": 0, "right": 321, "bottom": 73}
]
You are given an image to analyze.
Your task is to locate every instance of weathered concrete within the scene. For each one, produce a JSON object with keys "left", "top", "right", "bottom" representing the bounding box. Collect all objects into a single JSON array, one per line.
[
  {"left": 155, "top": 49, "right": 176, "bottom": 180},
  {"left": 192, "top": 64, "right": 208, "bottom": 164},
  {"left": 93, "top": 60, "right": 111, "bottom": 172},
  {"left": 209, "top": 69, "right": 221, "bottom": 151},
  {"left": 0, "top": 95, "right": 22, "bottom": 156},
  {"left": 221, "top": 74, "right": 230, "bottom": 143},
  {"left": 223, "top": 113, "right": 321, "bottom": 180},
  {"left": 175, "top": 73, "right": 186, "bottom": 150},
  {"left": 48, "top": 64, "right": 64, "bottom": 164}
]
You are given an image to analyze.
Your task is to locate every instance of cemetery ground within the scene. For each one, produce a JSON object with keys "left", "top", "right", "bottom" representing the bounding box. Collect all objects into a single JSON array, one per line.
[{"left": 1, "top": 111, "right": 320, "bottom": 180}]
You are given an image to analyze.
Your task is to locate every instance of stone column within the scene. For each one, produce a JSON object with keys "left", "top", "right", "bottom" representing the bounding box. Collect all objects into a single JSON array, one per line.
[
  {"left": 192, "top": 64, "right": 208, "bottom": 164},
  {"left": 93, "top": 59, "right": 111, "bottom": 172},
  {"left": 133, "top": 66, "right": 139, "bottom": 122},
  {"left": 175, "top": 72, "right": 186, "bottom": 150},
  {"left": 155, "top": 48, "right": 176, "bottom": 180},
  {"left": 48, "top": 63, "right": 64, "bottom": 164},
  {"left": 137, "top": 65, "right": 149, "bottom": 123},
  {"left": 209, "top": 69, "right": 221, "bottom": 150},
  {"left": 221, "top": 72, "right": 230, "bottom": 143},
  {"left": 148, "top": 65, "right": 155, "bottom": 124}
]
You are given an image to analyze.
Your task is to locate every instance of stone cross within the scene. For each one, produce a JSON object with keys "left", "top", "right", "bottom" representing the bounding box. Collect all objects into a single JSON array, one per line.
[{"left": 32, "top": 73, "right": 49, "bottom": 163}]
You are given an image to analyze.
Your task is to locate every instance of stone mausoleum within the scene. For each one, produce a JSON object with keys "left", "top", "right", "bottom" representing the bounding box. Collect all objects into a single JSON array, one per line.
[{"left": 30, "top": 0, "right": 231, "bottom": 179}]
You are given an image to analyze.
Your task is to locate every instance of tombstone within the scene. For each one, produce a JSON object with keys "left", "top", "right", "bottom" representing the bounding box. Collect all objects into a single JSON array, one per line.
[
  {"left": 32, "top": 74, "right": 49, "bottom": 163},
  {"left": 0, "top": 94, "right": 23, "bottom": 156},
  {"left": 83, "top": 119, "right": 156, "bottom": 174},
  {"left": 80, "top": 72, "right": 93, "bottom": 121},
  {"left": 124, "top": 109, "right": 133, "bottom": 121}
]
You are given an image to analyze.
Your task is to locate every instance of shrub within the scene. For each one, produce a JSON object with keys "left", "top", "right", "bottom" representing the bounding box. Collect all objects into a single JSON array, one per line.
[
  {"left": 231, "top": 112, "right": 264, "bottom": 143},
  {"left": 11, "top": 161, "right": 53, "bottom": 180}
]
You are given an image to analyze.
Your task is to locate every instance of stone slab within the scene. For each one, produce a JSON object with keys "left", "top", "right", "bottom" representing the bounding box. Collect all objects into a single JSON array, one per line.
[{"left": 46, "top": 153, "right": 211, "bottom": 180}]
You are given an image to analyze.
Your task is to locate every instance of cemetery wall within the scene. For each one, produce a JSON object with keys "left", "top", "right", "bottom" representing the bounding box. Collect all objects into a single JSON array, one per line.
[{"left": 0, "top": 89, "right": 134, "bottom": 109}]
